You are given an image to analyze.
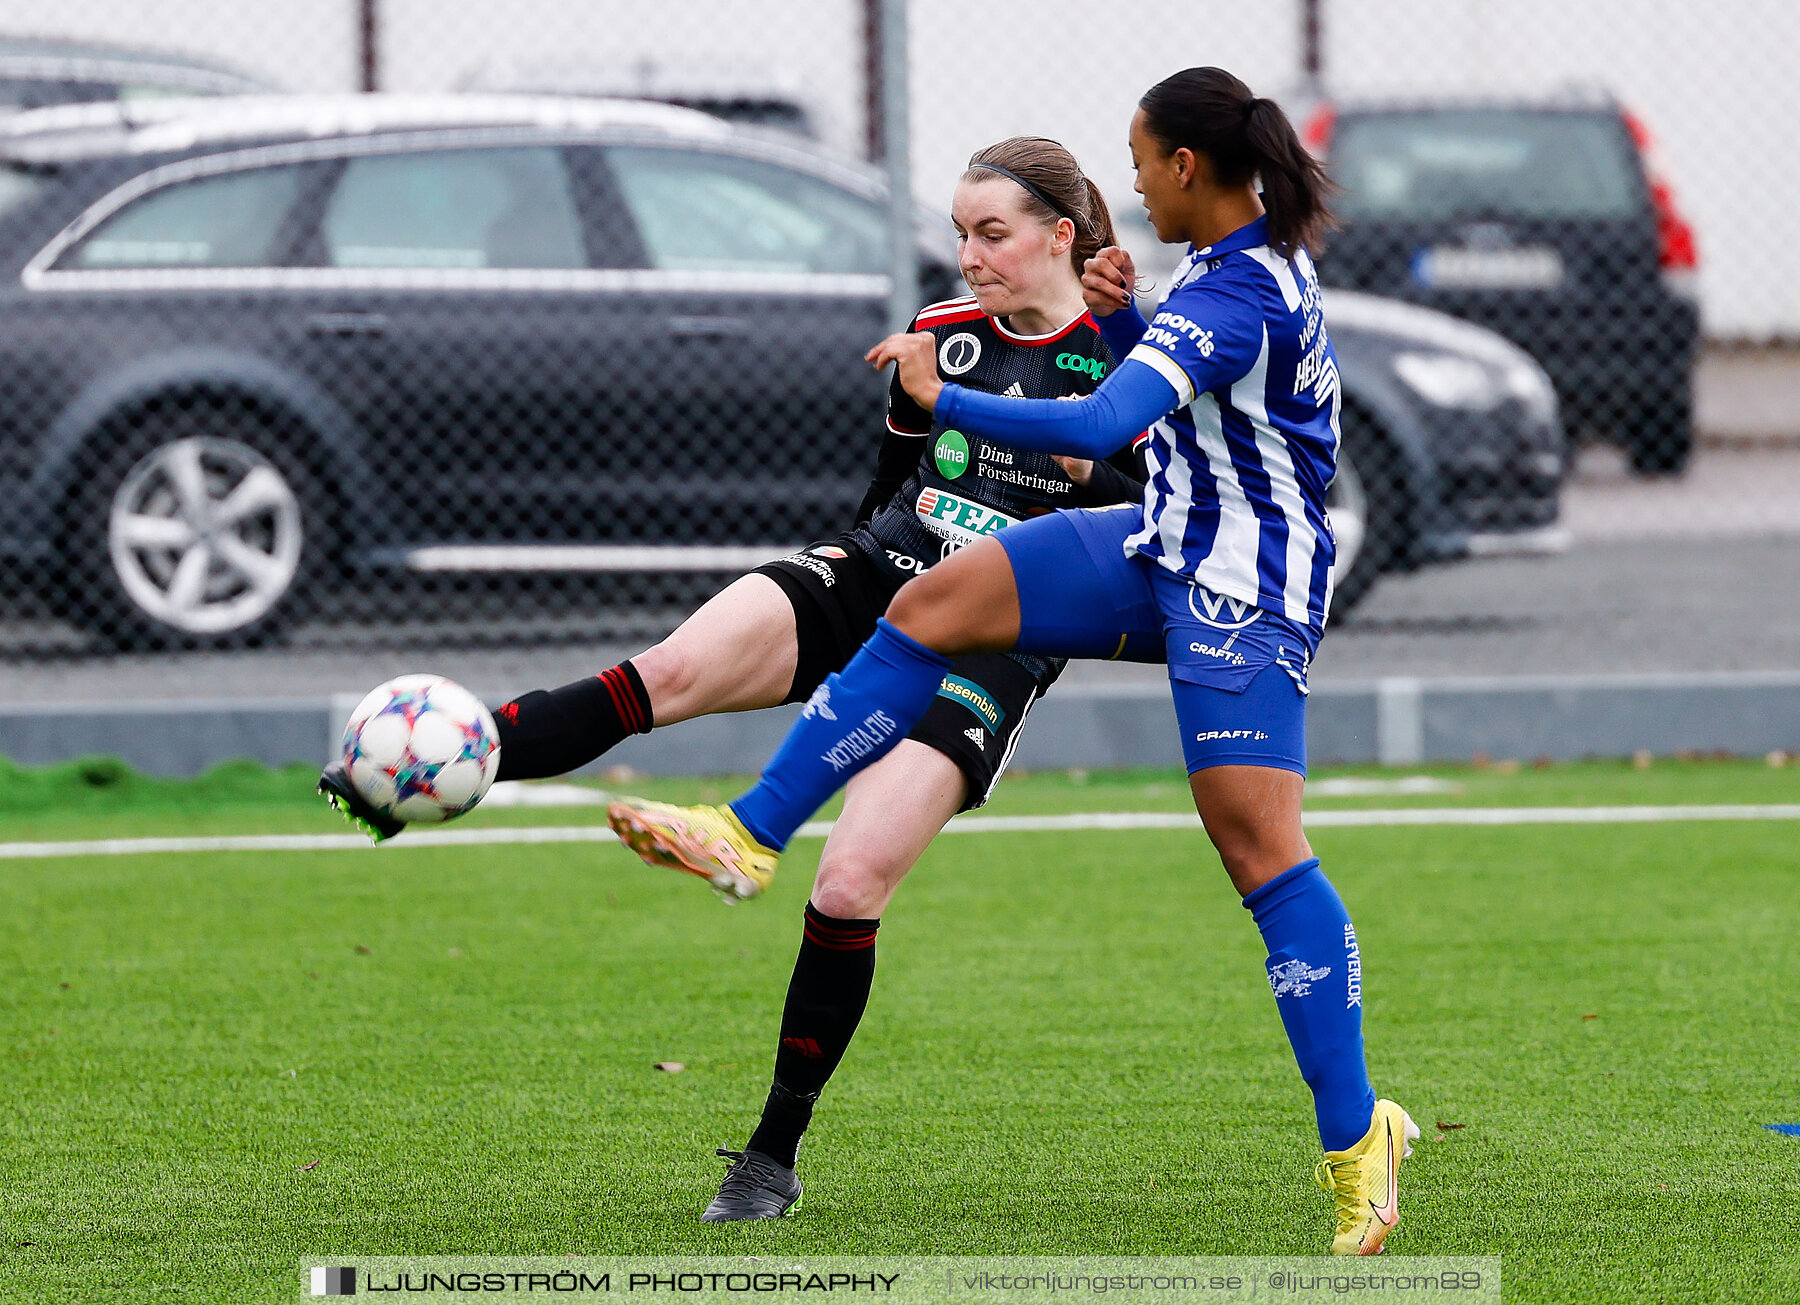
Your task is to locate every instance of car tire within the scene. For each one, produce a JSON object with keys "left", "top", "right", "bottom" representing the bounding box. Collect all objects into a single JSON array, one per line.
[
  {"left": 1625, "top": 384, "right": 1694, "bottom": 476},
  {"left": 1327, "top": 425, "right": 1406, "bottom": 619},
  {"left": 64, "top": 413, "right": 324, "bottom": 649}
]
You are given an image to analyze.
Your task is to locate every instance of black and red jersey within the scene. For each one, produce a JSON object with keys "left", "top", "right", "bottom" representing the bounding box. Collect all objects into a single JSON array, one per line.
[{"left": 852, "top": 295, "right": 1146, "bottom": 578}]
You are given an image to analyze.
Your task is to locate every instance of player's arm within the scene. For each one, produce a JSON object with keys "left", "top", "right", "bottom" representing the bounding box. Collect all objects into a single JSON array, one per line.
[
  {"left": 1082, "top": 246, "right": 1150, "bottom": 359},
  {"left": 866, "top": 281, "right": 1262, "bottom": 461},
  {"left": 852, "top": 324, "right": 934, "bottom": 525},
  {"left": 1066, "top": 435, "right": 1151, "bottom": 507}
]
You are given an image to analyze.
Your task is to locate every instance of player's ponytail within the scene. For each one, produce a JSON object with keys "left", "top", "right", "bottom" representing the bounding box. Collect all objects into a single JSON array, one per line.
[
  {"left": 963, "top": 137, "right": 1115, "bottom": 277},
  {"left": 1138, "top": 67, "right": 1335, "bottom": 258}
]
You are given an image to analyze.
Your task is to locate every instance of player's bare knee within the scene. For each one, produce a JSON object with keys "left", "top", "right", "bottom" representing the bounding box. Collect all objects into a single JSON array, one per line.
[
  {"left": 886, "top": 569, "right": 966, "bottom": 650},
  {"left": 810, "top": 857, "right": 894, "bottom": 919},
  {"left": 1201, "top": 819, "right": 1276, "bottom": 891},
  {"left": 629, "top": 640, "right": 694, "bottom": 707}
]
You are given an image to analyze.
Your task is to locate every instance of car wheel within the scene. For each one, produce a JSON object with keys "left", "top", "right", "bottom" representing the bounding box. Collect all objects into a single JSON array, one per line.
[
  {"left": 68, "top": 427, "right": 316, "bottom": 648},
  {"left": 1327, "top": 432, "right": 1404, "bottom": 618}
]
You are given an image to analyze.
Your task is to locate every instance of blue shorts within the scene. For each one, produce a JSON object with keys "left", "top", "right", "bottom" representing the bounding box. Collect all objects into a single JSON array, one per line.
[{"left": 996, "top": 506, "right": 1314, "bottom": 776}]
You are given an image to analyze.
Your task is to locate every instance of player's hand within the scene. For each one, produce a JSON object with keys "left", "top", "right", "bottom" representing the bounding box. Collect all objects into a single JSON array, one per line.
[
  {"left": 1082, "top": 246, "right": 1137, "bottom": 317},
  {"left": 865, "top": 331, "right": 943, "bottom": 412},
  {"left": 1052, "top": 455, "right": 1095, "bottom": 485}
]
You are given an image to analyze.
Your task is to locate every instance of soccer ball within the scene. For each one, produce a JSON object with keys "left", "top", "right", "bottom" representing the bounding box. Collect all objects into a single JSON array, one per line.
[{"left": 341, "top": 674, "right": 501, "bottom": 825}]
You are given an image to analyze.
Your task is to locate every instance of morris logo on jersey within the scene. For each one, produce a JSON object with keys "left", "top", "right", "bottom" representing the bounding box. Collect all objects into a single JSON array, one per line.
[{"left": 915, "top": 488, "right": 1019, "bottom": 547}]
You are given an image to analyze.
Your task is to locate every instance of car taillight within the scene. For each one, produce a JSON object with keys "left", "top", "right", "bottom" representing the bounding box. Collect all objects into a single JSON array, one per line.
[
  {"left": 1623, "top": 109, "right": 1699, "bottom": 298},
  {"left": 1302, "top": 103, "right": 1335, "bottom": 157}
]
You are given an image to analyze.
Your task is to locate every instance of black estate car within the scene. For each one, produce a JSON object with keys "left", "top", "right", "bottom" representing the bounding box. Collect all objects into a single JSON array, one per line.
[
  {"left": 0, "top": 94, "right": 1558, "bottom": 647},
  {"left": 1305, "top": 91, "right": 1700, "bottom": 474}
]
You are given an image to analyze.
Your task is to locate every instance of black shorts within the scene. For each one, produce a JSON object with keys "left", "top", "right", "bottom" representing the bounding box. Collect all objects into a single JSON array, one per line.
[{"left": 754, "top": 534, "right": 1060, "bottom": 811}]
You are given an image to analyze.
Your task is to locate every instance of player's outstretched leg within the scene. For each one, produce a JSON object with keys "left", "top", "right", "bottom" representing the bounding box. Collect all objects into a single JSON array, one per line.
[
  {"left": 317, "top": 661, "right": 656, "bottom": 844},
  {"left": 608, "top": 799, "right": 780, "bottom": 901},
  {"left": 607, "top": 523, "right": 1028, "bottom": 893},
  {"left": 317, "top": 762, "right": 407, "bottom": 842},
  {"left": 607, "top": 616, "right": 951, "bottom": 898},
  {"left": 322, "top": 574, "right": 801, "bottom": 843}
]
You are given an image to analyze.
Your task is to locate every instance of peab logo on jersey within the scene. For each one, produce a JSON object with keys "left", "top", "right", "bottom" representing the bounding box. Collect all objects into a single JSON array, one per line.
[
  {"left": 915, "top": 487, "right": 1019, "bottom": 548},
  {"left": 1269, "top": 959, "right": 1332, "bottom": 998},
  {"left": 939, "top": 332, "right": 982, "bottom": 375}
]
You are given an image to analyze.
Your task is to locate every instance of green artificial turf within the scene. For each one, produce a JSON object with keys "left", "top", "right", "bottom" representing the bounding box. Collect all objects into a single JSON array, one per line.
[{"left": 1, "top": 759, "right": 1796, "bottom": 1302}]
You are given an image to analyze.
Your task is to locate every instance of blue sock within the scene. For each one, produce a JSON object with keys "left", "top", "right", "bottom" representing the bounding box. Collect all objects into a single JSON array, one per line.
[
  {"left": 1243, "top": 858, "right": 1378, "bottom": 1153},
  {"left": 730, "top": 619, "right": 951, "bottom": 851}
]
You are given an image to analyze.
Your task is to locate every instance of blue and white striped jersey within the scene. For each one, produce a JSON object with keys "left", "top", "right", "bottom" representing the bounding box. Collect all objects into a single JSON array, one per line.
[{"left": 1122, "top": 215, "right": 1343, "bottom": 638}]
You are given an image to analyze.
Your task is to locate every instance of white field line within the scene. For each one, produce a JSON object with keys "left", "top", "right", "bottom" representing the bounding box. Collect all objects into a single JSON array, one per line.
[{"left": 2, "top": 804, "right": 1799, "bottom": 861}]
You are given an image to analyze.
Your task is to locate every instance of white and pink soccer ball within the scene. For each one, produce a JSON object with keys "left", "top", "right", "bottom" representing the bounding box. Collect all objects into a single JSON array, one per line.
[{"left": 341, "top": 674, "right": 501, "bottom": 825}]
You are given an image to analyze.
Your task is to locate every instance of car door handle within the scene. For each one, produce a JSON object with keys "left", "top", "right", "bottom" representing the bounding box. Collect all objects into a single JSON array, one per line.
[
  {"left": 305, "top": 312, "right": 389, "bottom": 339},
  {"left": 668, "top": 316, "right": 751, "bottom": 340}
]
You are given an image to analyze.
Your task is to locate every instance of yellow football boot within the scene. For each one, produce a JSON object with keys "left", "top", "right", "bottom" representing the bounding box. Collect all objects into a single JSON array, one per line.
[
  {"left": 606, "top": 798, "right": 779, "bottom": 901},
  {"left": 1314, "top": 1099, "right": 1421, "bottom": 1255}
]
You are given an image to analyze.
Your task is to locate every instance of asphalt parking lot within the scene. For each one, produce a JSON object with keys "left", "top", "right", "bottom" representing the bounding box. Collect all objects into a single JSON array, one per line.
[{"left": 5, "top": 442, "right": 1797, "bottom": 706}]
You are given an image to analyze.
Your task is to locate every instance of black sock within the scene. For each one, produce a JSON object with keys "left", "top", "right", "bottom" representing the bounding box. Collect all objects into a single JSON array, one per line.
[
  {"left": 493, "top": 662, "right": 653, "bottom": 781},
  {"left": 746, "top": 904, "right": 881, "bottom": 1167}
]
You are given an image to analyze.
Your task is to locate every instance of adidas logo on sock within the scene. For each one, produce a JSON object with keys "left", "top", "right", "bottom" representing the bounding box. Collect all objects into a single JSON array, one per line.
[{"left": 1003, "top": 382, "right": 1024, "bottom": 397}]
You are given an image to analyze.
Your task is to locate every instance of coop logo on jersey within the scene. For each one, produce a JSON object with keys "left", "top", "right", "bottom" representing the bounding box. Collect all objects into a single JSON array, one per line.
[
  {"left": 915, "top": 487, "right": 1019, "bottom": 547},
  {"left": 934, "top": 430, "right": 970, "bottom": 479},
  {"left": 1269, "top": 959, "right": 1332, "bottom": 998},
  {"left": 1187, "top": 584, "right": 1261, "bottom": 630},
  {"left": 1056, "top": 352, "right": 1106, "bottom": 380},
  {"left": 939, "top": 332, "right": 982, "bottom": 375},
  {"left": 936, "top": 674, "right": 1005, "bottom": 730}
]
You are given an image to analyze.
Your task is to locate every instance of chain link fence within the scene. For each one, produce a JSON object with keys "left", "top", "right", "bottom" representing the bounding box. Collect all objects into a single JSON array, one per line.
[{"left": 0, "top": 0, "right": 1793, "bottom": 682}]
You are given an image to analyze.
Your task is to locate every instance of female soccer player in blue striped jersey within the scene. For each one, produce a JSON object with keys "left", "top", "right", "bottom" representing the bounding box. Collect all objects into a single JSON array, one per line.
[{"left": 609, "top": 68, "right": 1420, "bottom": 1255}]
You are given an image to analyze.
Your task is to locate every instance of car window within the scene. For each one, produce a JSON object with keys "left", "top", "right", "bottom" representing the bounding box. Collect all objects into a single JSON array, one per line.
[
  {"left": 0, "top": 78, "right": 115, "bottom": 112},
  {"left": 64, "top": 164, "right": 306, "bottom": 268},
  {"left": 607, "top": 145, "right": 884, "bottom": 274},
  {"left": 119, "top": 84, "right": 222, "bottom": 102},
  {"left": 322, "top": 147, "right": 586, "bottom": 269},
  {"left": 1331, "top": 112, "right": 1641, "bottom": 221},
  {"left": 0, "top": 164, "right": 44, "bottom": 219}
]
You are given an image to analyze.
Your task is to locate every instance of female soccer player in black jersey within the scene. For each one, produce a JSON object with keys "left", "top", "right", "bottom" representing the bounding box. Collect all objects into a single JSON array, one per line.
[{"left": 322, "top": 137, "right": 1146, "bottom": 1214}]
